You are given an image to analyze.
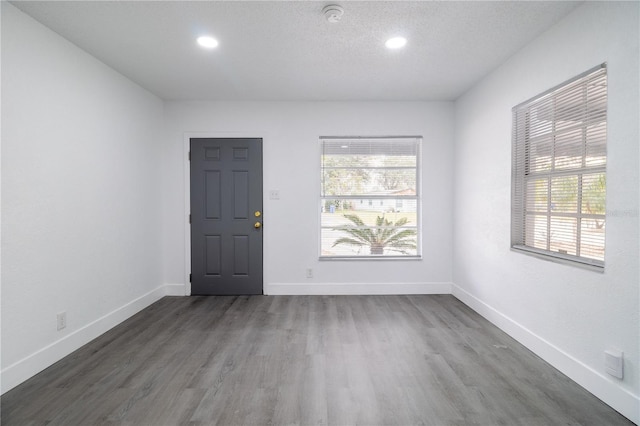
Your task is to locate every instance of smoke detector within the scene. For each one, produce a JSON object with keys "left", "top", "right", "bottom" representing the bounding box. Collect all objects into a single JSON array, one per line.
[{"left": 323, "top": 4, "right": 344, "bottom": 23}]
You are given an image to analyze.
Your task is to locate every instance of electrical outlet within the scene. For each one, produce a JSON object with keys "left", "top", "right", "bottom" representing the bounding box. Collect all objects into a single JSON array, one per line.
[
  {"left": 269, "top": 190, "right": 280, "bottom": 200},
  {"left": 605, "top": 350, "right": 624, "bottom": 379},
  {"left": 57, "top": 312, "right": 67, "bottom": 331},
  {"left": 306, "top": 268, "right": 313, "bottom": 278}
]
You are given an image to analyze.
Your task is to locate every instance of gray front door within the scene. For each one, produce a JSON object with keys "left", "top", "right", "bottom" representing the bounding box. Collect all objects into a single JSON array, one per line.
[{"left": 190, "top": 138, "right": 263, "bottom": 295}]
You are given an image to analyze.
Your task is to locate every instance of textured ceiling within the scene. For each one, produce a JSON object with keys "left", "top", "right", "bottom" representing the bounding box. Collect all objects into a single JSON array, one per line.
[{"left": 10, "top": 1, "right": 582, "bottom": 101}]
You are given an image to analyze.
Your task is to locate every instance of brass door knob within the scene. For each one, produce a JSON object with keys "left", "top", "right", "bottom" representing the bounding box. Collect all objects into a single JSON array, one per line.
[{"left": 254, "top": 222, "right": 262, "bottom": 229}]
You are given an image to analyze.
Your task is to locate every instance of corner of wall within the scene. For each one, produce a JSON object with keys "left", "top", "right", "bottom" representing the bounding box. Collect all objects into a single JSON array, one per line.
[
  {"left": 451, "top": 284, "right": 640, "bottom": 424},
  {"left": 0, "top": 284, "right": 176, "bottom": 395}
]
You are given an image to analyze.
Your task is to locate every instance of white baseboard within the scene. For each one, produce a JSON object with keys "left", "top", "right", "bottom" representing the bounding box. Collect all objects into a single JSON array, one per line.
[
  {"left": 163, "top": 283, "right": 187, "bottom": 296},
  {"left": 1, "top": 284, "right": 176, "bottom": 395},
  {"left": 451, "top": 284, "right": 640, "bottom": 424},
  {"left": 265, "top": 282, "right": 452, "bottom": 295}
]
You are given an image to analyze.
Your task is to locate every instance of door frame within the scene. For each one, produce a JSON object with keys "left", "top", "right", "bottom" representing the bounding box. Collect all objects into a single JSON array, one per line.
[{"left": 183, "top": 131, "right": 268, "bottom": 296}]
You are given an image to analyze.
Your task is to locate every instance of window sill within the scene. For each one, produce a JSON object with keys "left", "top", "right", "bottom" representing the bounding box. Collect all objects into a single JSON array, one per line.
[
  {"left": 511, "top": 245, "right": 604, "bottom": 273},
  {"left": 319, "top": 255, "right": 422, "bottom": 261}
]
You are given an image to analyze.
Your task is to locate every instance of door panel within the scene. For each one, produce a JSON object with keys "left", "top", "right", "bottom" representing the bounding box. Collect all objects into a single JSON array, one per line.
[
  {"left": 205, "top": 235, "right": 221, "bottom": 276},
  {"left": 191, "top": 138, "right": 263, "bottom": 295},
  {"left": 205, "top": 171, "right": 221, "bottom": 219}
]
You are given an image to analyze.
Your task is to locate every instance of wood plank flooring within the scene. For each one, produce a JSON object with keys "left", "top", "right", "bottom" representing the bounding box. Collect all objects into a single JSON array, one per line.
[{"left": 1, "top": 295, "right": 633, "bottom": 425}]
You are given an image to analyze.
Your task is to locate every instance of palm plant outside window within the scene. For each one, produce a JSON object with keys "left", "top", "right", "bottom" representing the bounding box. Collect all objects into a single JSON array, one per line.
[
  {"left": 320, "top": 137, "right": 421, "bottom": 259},
  {"left": 511, "top": 64, "right": 607, "bottom": 269}
]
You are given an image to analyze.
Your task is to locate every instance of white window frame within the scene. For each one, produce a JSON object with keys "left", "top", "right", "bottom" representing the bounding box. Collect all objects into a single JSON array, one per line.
[
  {"left": 319, "top": 136, "right": 422, "bottom": 260},
  {"left": 511, "top": 64, "right": 607, "bottom": 271}
]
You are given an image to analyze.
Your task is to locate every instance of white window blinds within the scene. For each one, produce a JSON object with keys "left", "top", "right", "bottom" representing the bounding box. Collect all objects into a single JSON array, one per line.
[{"left": 511, "top": 64, "right": 607, "bottom": 269}]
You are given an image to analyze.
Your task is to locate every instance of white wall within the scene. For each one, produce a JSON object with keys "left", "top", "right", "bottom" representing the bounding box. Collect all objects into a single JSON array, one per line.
[
  {"left": 452, "top": 2, "right": 639, "bottom": 422},
  {"left": 162, "top": 101, "right": 455, "bottom": 295},
  {"left": 2, "top": 1, "right": 637, "bottom": 422},
  {"left": 1, "top": 3, "right": 166, "bottom": 393}
]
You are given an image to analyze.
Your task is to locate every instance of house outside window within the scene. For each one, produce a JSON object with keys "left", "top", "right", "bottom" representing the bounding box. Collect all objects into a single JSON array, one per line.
[
  {"left": 320, "top": 136, "right": 421, "bottom": 259},
  {"left": 511, "top": 64, "right": 607, "bottom": 269}
]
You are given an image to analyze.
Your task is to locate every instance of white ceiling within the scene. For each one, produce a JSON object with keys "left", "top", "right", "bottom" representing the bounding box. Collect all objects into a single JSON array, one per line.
[{"left": 10, "top": 1, "right": 582, "bottom": 101}]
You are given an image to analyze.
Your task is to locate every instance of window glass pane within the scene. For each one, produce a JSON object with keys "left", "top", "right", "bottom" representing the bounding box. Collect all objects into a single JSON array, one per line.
[
  {"left": 525, "top": 214, "right": 548, "bottom": 250},
  {"left": 551, "top": 175, "right": 578, "bottom": 213},
  {"left": 549, "top": 217, "right": 577, "bottom": 256},
  {"left": 322, "top": 199, "right": 417, "bottom": 223},
  {"left": 528, "top": 135, "right": 553, "bottom": 172},
  {"left": 585, "top": 122, "right": 606, "bottom": 166},
  {"left": 526, "top": 178, "right": 548, "bottom": 213},
  {"left": 321, "top": 168, "right": 371, "bottom": 196},
  {"left": 323, "top": 154, "right": 417, "bottom": 168},
  {"left": 582, "top": 173, "right": 606, "bottom": 215},
  {"left": 586, "top": 80, "right": 608, "bottom": 121},
  {"left": 322, "top": 168, "right": 416, "bottom": 196},
  {"left": 320, "top": 197, "right": 418, "bottom": 257},
  {"left": 554, "top": 128, "right": 584, "bottom": 170},
  {"left": 320, "top": 227, "right": 418, "bottom": 257},
  {"left": 581, "top": 219, "right": 605, "bottom": 261},
  {"left": 528, "top": 106, "right": 553, "bottom": 138},
  {"left": 554, "top": 89, "right": 587, "bottom": 131}
]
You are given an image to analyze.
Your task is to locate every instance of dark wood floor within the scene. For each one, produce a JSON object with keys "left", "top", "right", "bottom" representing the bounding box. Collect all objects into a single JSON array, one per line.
[{"left": 1, "top": 295, "right": 633, "bottom": 426}]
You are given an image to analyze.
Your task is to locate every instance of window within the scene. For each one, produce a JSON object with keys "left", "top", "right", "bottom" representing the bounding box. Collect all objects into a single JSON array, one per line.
[
  {"left": 511, "top": 64, "right": 607, "bottom": 269},
  {"left": 320, "top": 136, "right": 421, "bottom": 258}
]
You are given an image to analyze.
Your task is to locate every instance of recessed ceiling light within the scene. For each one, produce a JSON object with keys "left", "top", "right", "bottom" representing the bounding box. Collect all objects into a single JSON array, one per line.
[
  {"left": 197, "top": 36, "right": 219, "bottom": 49},
  {"left": 385, "top": 37, "right": 407, "bottom": 49}
]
